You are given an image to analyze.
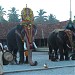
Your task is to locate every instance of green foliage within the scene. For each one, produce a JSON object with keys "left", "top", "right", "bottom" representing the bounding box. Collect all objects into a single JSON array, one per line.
[
  {"left": 34, "top": 9, "right": 48, "bottom": 24},
  {"left": 8, "top": 7, "right": 20, "bottom": 22},
  {"left": 0, "top": 6, "right": 59, "bottom": 24},
  {"left": 48, "top": 14, "right": 59, "bottom": 24},
  {"left": 0, "top": 6, "right": 7, "bottom": 23},
  {"left": 34, "top": 9, "right": 59, "bottom": 25}
]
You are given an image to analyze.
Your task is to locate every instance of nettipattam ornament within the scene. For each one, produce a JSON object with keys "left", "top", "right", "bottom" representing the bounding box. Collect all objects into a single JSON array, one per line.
[
  {"left": 21, "top": 4, "right": 34, "bottom": 49},
  {"left": 21, "top": 4, "right": 34, "bottom": 25}
]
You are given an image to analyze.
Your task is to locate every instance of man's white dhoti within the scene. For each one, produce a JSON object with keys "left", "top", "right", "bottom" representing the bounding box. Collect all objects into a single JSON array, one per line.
[{"left": 0, "top": 51, "right": 3, "bottom": 75}]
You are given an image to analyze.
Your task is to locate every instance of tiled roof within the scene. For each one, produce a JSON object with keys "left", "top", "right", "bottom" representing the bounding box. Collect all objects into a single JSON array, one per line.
[
  {"left": 0, "top": 22, "right": 19, "bottom": 39},
  {"left": 35, "top": 21, "right": 68, "bottom": 39},
  {"left": 0, "top": 21, "right": 68, "bottom": 40}
]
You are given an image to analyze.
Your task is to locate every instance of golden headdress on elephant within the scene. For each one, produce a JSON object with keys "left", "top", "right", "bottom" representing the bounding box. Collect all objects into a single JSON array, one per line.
[{"left": 21, "top": 5, "right": 34, "bottom": 25}]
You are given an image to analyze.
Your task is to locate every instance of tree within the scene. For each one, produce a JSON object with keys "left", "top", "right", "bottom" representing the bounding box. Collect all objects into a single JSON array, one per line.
[
  {"left": 34, "top": 9, "right": 48, "bottom": 24},
  {"left": 8, "top": 7, "right": 20, "bottom": 22},
  {"left": 73, "top": 16, "right": 75, "bottom": 24},
  {"left": 48, "top": 14, "right": 59, "bottom": 24},
  {"left": 0, "top": 6, "right": 7, "bottom": 23}
]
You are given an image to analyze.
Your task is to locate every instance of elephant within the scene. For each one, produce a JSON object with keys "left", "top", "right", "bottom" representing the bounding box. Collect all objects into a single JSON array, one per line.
[
  {"left": 6, "top": 24, "right": 37, "bottom": 66},
  {"left": 48, "top": 29, "right": 74, "bottom": 61}
]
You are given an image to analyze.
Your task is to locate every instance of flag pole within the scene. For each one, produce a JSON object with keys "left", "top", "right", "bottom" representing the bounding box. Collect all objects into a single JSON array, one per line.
[{"left": 70, "top": 0, "right": 72, "bottom": 20}]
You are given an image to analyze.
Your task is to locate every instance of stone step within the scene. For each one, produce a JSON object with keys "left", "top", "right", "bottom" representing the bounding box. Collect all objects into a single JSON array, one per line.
[{"left": 36, "top": 47, "right": 49, "bottom": 52}]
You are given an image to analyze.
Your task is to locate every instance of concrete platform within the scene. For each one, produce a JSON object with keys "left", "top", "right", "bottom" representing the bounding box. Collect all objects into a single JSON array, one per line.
[
  {"left": 3, "top": 52, "right": 75, "bottom": 74},
  {"left": 36, "top": 47, "right": 49, "bottom": 52}
]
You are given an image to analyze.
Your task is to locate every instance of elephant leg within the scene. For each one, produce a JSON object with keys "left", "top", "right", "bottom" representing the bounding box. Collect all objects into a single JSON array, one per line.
[
  {"left": 25, "top": 56, "right": 28, "bottom": 63},
  {"left": 19, "top": 51, "right": 24, "bottom": 64},
  {"left": 54, "top": 48, "right": 58, "bottom": 60},
  {"left": 64, "top": 47, "right": 69, "bottom": 60},
  {"left": 64, "top": 51, "right": 69, "bottom": 60},
  {"left": 51, "top": 47, "right": 58, "bottom": 61},
  {"left": 59, "top": 47, "right": 64, "bottom": 61},
  {"left": 27, "top": 48, "right": 37, "bottom": 66},
  {"left": 13, "top": 49, "right": 18, "bottom": 64},
  {"left": 18, "top": 43, "right": 24, "bottom": 64},
  {"left": 16, "top": 35, "right": 24, "bottom": 64},
  {"left": 71, "top": 49, "right": 75, "bottom": 60},
  {"left": 48, "top": 45, "right": 52, "bottom": 60}
]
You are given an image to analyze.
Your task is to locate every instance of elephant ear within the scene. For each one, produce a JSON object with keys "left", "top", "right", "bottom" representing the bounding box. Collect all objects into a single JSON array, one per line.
[
  {"left": 16, "top": 25, "right": 25, "bottom": 34},
  {"left": 64, "top": 29, "right": 72, "bottom": 40},
  {"left": 15, "top": 25, "right": 25, "bottom": 42},
  {"left": 64, "top": 29, "right": 73, "bottom": 47}
]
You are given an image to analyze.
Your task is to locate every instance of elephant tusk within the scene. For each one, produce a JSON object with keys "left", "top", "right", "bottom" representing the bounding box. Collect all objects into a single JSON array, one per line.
[{"left": 66, "top": 44, "right": 71, "bottom": 48}]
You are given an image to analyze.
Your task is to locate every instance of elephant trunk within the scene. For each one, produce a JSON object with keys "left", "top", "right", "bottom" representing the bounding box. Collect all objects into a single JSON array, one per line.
[
  {"left": 28, "top": 48, "right": 37, "bottom": 66},
  {"left": 24, "top": 35, "right": 37, "bottom": 66}
]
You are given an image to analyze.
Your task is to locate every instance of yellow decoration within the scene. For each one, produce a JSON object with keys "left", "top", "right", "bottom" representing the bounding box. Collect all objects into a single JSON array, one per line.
[{"left": 21, "top": 6, "right": 34, "bottom": 25}]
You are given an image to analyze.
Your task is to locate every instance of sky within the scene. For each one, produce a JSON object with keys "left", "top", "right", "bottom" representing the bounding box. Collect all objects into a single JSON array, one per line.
[{"left": 0, "top": 0, "right": 75, "bottom": 21}]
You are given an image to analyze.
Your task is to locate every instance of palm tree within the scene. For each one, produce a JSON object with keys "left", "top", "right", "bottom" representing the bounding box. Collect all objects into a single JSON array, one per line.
[
  {"left": 34, "top": 9, "right": 48, "bottom": 24},
  {"left": 8, "top": 7, "right": 20, "bottom": 22},
  {"left": 0, "top": 6, "right": 6, "bottom": 23},
  {"left": 48, "top": 14, "right": 59, "bottom": 24}
]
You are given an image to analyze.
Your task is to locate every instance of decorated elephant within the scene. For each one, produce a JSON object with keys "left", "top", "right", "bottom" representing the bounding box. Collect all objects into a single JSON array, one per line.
[
  {"left": 6, "top": 6, "right": 37, "bottom": 66},
  {"left": 48, "top": 29, "right": 74, "bottom": 61}
]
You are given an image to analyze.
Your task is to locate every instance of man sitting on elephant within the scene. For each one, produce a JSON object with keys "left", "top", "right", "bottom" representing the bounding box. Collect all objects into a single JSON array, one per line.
[{"left": 7, "top": 6, "right": 37, "bottom": 66}]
